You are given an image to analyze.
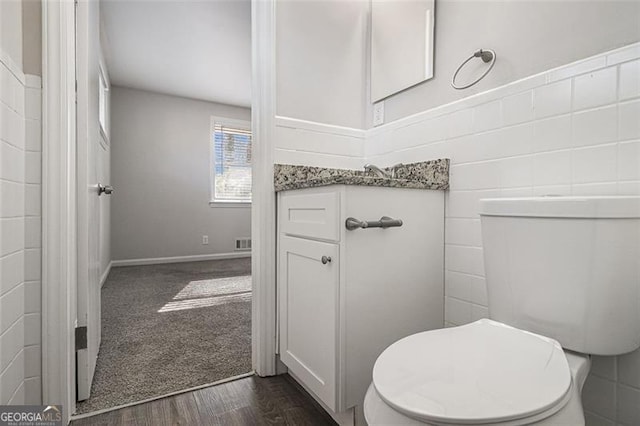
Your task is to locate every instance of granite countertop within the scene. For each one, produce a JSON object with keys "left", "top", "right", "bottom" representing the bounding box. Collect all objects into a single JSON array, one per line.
[{"left": 273, "top": 159, "right": 449, "bottom": 192}]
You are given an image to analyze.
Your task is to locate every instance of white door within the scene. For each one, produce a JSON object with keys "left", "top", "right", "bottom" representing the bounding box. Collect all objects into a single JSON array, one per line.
[
  {"left": 279, "top": 235, "right": 339, "bottom": 410},
  {"left": 75, "top": 0, "right": 104, "bottom": 401}
]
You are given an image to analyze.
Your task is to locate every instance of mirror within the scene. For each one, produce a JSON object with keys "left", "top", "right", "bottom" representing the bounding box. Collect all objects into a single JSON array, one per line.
[{"left": 371, "top": 0, "right": 435, "bottom": 102}]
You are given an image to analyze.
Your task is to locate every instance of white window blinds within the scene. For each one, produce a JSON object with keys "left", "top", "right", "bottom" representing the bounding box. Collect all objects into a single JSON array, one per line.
[{"left": 213, "top": 123, "right": 252, "bottom": 202}]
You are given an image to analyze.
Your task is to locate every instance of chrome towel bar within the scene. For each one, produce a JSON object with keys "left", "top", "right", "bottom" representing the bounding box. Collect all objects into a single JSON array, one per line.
[{"left": 345, "top": 216, "right": 403, "bottom": 231}]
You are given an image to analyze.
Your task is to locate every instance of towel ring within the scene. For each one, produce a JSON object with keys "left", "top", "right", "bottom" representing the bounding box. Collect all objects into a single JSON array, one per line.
[{"left": 451, "top": 49, "right": 496, "bottom": 90}]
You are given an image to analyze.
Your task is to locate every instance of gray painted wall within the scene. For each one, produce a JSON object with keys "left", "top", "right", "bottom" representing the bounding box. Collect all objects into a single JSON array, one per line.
[
  {"left": 0, "top": 0, "right": 41, "bottom": 76},
  {"left": 0, "top": 0, "right": 22, "bottom": 67},
  {"left": 274, "top": 1, "right": 640, "bottom": 129},
  {"left": 111, "top": 86, "right": 251, "bottom": 261},
  {"left": 100, "top": 132, "right": 111, "bottom": 275},
  {"left": 21, "top": 0, "right": 41, "bottom": 76},
  {"left": 374, "top": 0, "right": 640, "bottom": 125},
  {"left": 276, "top": 0, "right": 368, "bottom": 129}
]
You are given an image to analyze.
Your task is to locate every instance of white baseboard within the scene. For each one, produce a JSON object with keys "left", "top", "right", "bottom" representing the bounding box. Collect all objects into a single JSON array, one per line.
[
  {"left": 111, "top": 252, "right": 251, "bottom": 267},
  {"left": 100, "top": 261, "right": 112, "bottom": 288}
]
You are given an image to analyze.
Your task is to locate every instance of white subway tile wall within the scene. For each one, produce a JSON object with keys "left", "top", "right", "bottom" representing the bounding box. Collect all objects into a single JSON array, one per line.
[
  {"left": 573, "top": 67, "right": 617, "bottom": 111},
  {"left": 274, "top": 116, "right": 366, "bottom": 169},
  {"left": 533, "top": 79, "right": 572, "bottom": 118},
  {"left": 0, "top": 55, "right": 42, "bottom": 405},
  {"left": 366, "top": 42, "right": 640, "bottom": 425},
  {"left": 619, "top": 60, "right": 640, "bottom": 101}
]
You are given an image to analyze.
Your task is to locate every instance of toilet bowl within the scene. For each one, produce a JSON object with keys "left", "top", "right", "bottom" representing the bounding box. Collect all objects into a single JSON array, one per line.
[
  {"left": 364, "top": 197, "right": 640, "bottom": 426},
  {"left": 364, "top": 319, "right": 591, "bottom": 425}
]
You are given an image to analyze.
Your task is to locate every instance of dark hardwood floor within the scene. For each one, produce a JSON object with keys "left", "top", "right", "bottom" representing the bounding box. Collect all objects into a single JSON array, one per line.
[{"left": 71, "top": 375, "right": 337, "bottom": 426}]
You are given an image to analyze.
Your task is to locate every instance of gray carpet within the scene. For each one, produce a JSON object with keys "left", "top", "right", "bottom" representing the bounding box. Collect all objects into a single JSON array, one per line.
[{"left": 76, "top": 258, "right": 252, "bottom": 414}]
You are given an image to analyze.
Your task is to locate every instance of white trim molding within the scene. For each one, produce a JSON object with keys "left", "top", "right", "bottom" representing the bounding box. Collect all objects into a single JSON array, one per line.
[
  {"left": 275, "top": 116, "right": 366, "bottom": 139},
  {"left": 0, "top": 47, "right": 27, "bottom": 86},
  {"left": 25, "top": 74, "right": 42, "bottom": 89},
  {"left": 99, "top": 261, "right": 112, "bottom": 288},
  {"left": 251, "top": 0, "right": 277, "bottom": 377},
  {"left": 111, "top": 252, "right": 251, "bottom": 267},
  {"left": 41, "top": 0, "right": 78, "bottom": 422}
]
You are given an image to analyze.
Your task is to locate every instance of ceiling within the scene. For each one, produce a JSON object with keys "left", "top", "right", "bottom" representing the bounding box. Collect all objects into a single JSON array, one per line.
[{"left": 101, "top": 0, "right": 251, "bottom": 108}]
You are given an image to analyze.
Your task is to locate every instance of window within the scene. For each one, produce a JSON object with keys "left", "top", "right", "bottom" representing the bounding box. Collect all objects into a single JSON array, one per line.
[
  {"left": 211, "top": 118, "right": 252, "bottom": 203},
  {"left": 98, "top": 61, "right": 110, "bottom": 143}
]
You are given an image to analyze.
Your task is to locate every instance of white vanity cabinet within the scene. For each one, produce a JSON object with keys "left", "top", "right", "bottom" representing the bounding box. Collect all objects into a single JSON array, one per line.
[
  {"left": 277, "top": 185, "right": 444, "bottom": 417},
  {"left": 279, "top": 235, "right": 340, "bottom": 408}
]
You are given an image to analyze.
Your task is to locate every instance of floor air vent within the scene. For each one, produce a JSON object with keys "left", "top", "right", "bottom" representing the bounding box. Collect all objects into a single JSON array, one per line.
[{"left": 235, "top": 238, "right": 251, "bottom": 251}]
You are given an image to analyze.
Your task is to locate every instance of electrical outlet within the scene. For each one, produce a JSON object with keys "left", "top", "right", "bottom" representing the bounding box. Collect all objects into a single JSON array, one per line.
[
  {"left": 202, "top": 235, "right": 209, "bottom": 245},
  {"left": 373, "top": 101, "right": 385, "bottom": 127}
]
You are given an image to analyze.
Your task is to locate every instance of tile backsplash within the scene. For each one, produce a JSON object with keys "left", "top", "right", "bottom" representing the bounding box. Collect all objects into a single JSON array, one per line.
[
  {"left": 0, "top": 53, "right": 42, "bottom": 405},
  {"left": 367, "top": 42, "right": 640, "bottom": 426}
]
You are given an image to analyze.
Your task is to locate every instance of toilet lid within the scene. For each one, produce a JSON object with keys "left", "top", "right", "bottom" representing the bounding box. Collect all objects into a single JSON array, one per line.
[{"left": 372, "top": 319, "right": 571, "bottom": 425}]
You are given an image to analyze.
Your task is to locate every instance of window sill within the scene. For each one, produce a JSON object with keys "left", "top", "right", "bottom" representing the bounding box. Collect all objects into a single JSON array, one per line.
[{"left": 209, "top": 201, "right": 251, "bottom": 208}]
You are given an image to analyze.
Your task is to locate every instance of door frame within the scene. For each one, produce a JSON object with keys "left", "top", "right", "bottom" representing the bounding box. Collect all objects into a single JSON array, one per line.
[
  {"left": 41, "top": 0, "right": 78, "bottom": 422},
  {"left": 42, "top": 0, "right": 278, "bottom": 421},
  {"left": 251, "top": 0, "right": 278, "bottom": 377}
]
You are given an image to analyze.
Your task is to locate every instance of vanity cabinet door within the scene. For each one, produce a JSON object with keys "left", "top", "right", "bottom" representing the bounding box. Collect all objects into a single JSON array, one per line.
[{"left": 279, "top": 235, "right": 339, "bottom": 411}]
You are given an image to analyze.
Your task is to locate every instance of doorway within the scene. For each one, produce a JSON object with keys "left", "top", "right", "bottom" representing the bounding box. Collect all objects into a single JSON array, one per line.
[
  {"left": 42, "top": 0, "right": 277, "bottom": 421},
  {"left": 73, "top": 0, "right": 254, "bottom": 415}
]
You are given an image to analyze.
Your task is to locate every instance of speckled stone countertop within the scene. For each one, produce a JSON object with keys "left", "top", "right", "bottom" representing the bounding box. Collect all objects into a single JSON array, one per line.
[{"left": 274, "top": 159, "right": 449, "bottom": 192}]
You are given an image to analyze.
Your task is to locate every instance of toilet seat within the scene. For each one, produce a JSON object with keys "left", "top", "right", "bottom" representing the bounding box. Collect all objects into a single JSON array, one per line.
[{"left": 372, "top": 319, "right": 572, "bottom": 425}]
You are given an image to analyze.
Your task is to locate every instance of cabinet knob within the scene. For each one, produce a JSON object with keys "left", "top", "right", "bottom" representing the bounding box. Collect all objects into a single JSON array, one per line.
[{"left": 321, "top": 256, "right": 332, "bottom": 265}]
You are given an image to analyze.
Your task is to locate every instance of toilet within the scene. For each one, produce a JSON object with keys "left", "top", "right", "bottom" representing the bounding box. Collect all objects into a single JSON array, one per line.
[{"left": 364, "top": 196, "right": 640, "bottom": 425}]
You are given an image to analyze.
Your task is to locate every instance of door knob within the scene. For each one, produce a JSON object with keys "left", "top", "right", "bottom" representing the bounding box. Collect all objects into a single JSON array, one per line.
[
  {"left": 321, "top": 256, "right": 332, "bottom": 264},
  {"left": 98, "top": 184, "right": 114, "bottom": 196}
]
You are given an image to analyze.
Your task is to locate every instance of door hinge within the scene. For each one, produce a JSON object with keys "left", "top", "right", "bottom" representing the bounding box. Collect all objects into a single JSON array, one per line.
[{"left": 75, "top": 326, "right": 88, "bottom": 351}]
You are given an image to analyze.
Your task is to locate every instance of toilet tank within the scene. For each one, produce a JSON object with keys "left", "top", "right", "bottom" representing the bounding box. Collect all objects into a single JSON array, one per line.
[{"left": 479, "top": 196, "right": 640, "bottom": 356}]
